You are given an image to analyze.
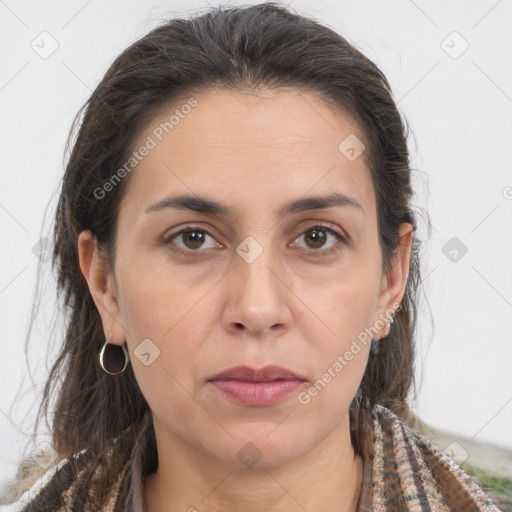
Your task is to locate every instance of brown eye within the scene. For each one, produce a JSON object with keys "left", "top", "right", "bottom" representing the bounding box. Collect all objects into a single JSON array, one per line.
[
  {"left": 293, "top": 225, "right": 345, "bottom": 253},
  {"left": 165, "top": 227, "right": 219, "bottom": 253},
  {"left": 180, "top": 229, "right": 206, "bottom": 249},
  {"left": 304, "top": 228, "right": 328, "bottom": 249}
]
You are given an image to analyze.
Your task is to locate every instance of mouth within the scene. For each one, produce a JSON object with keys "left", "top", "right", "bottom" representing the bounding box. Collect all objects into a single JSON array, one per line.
[
  {"left": 208, "top": 364, "right": 307, "bottom": 382},
  {"left": 208, "top": 365, "right": 307, "bottom": 407}
]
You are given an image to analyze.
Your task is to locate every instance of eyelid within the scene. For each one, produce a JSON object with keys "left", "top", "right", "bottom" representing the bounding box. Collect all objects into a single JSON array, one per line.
[{"left": 291, "top": 220, "right": 347, "bottom": 242}]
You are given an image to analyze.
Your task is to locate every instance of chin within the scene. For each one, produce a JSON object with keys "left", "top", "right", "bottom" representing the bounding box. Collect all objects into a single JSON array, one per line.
[{"left": 208, "top": 429, "right": 316, "bottom": 470}]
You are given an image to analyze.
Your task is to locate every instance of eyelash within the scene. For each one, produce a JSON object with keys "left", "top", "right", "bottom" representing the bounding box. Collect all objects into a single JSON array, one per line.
[{"left": 163, "top": 224, "right": 347, "bottom": 258}]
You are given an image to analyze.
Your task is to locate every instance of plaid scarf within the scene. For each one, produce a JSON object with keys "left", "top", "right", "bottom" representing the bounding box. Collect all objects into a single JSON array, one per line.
[
  {"left": 357, "top": 405, "right": 501, "bottom": 511},
  {"left": 5, "top": 405, "right": 501, "bottom": 511}
]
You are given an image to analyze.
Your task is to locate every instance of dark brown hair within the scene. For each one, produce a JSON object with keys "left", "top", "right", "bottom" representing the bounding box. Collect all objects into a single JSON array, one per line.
[{"left": 5, "top": 2, "right": 428, "bottom": 509}]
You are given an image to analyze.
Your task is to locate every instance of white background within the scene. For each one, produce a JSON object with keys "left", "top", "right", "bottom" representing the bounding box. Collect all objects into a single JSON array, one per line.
[{"left": 1, "top": 0, "right": 511, "bottom": 488}]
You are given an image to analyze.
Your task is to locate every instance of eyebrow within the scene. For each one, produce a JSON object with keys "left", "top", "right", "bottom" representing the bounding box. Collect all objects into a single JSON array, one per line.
[{"left": 143, "top": 192, "right": 363, "bottom": 217}]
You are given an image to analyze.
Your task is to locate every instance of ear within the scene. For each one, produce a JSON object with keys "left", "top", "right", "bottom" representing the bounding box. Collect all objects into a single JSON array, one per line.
[
  {"left": 374, "top": 222, "right": 414, "bottom": 339},
  {"left": 77, "top": 230, "right": 127, "bottom": 346}
]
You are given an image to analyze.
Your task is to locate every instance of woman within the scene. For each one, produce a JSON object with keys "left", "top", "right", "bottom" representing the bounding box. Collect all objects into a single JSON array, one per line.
[{"left": 1, "top": 2, "right": 502, "bottom": 511}]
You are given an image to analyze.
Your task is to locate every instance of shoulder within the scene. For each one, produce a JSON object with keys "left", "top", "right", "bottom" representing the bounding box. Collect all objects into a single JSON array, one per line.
[
  {"left": 0, "top": 448, "right": 129, "bottom": 512},
  {"left": 1, "top": 414, "right": 151, "bottom": 512},
  {"left": 367, "top": 405, "right": 502, "bottom": 512},
  {"left": 0, "top": 451, "right": 83, "bottom": 512}
]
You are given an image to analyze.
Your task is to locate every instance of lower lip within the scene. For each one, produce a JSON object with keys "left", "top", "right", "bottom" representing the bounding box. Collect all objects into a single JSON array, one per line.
[{"left": 210, "top": 379, "right": 305, "bottom": 407}]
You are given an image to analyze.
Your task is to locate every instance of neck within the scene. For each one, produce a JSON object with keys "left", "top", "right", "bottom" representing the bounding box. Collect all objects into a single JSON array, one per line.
[{"left": 144, "top": 415, "right": 364, "bottom": 512}]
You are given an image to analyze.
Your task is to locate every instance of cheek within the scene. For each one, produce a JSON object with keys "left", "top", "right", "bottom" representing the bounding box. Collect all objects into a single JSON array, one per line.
[
  {"left": 311, "top": 267, "right": 380, "bottom": 341},
  {"left": 117, "top": 259, "right": 219, "bottom": 389},
  {"left": 117, "top": 254, "right": 213, "bottom": 342},
  {"left": 297, "top": 302, "right": 371, "bottom": 428},
  {"left": 299, "top": 274, "right": 378, "bottom": 399},
  {"left": 120, "top": 287, "right": 212, "bottom": 435}
]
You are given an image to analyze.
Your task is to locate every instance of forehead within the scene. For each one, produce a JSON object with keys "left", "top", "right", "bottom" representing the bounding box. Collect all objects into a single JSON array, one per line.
[{"left": 121, "top": 87, "right": 375, "bottom": 218}]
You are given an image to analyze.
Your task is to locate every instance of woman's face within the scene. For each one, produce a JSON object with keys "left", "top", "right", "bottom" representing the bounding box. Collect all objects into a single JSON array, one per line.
[{"left": 81, "top": 87, "right": 411, "bottom": 468}]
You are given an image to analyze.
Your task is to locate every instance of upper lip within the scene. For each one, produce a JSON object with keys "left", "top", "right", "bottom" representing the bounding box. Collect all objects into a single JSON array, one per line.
[{"left": 208, "top": 365, "right": 307, "bottom": 382}]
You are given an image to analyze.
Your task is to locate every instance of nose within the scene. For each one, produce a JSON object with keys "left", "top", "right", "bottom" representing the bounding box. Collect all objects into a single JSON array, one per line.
[{"left": 221, "top": 247, "right": 293, "bottom": 338}]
